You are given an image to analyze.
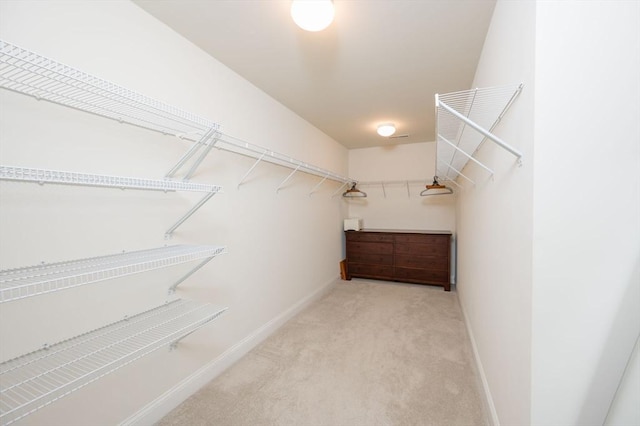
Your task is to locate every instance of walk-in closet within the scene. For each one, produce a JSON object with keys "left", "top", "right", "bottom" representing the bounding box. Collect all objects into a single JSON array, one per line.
[{"left": 1, "top": 1, "right": 638, "bottom": 425}]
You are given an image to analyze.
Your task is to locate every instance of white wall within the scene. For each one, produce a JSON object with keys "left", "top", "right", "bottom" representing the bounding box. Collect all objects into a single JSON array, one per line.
[
  {"left": 457, "top": 1, "right": 640, "bottom": 426},
  {"left": 531, "top": 2, "right": 640, "bottom": 425},
  {"left": 605, "top": 337, "right": 640, "bottom": 426},
  {"left": 454, "top": 1, "right": 536, "bottom": 425},
  {"left": 0, "top": 1, "right": 348, "bottom": 424},
  {"left": 347, "top": 143, "right": 455, "bottom": 232}
]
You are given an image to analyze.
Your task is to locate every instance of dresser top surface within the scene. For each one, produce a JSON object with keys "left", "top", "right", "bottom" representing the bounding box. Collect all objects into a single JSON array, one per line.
[{"left": 346, "top": 229, "right": 452, "bottom": 235}]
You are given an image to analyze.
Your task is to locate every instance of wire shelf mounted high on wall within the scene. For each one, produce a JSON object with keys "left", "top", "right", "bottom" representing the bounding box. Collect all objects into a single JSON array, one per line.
[
  {"left": 434, "top": 84, "right": 523, "bottom": 187},
  {"left": 0, "top": 39, "right": 356, "bottom": 195}
]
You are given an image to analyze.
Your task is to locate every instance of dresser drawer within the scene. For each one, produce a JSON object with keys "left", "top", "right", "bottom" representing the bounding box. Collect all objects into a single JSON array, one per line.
[
  {"left": 349, "top": 263, "right": 393, "bottom": 278},
  {"left": 394, "top": 234, "right": 450, "bottom": 246},
  {"left": 348, "top": 253, "right": 393, "bottom": 265},
  {"left": 395, "top": 242, "right": 449, "bottom": 257},
  {"left": 394, "top": 255, "right": 449, "bottom": 270},
  {"left": 393, "top": 267, "right": 449, "bottom": 284},
  {"left": 347, "top": 242, "right": 393, "bottom": 255},
  {"left": 345, "top": 232, "right": 394, "bottom": 243}
]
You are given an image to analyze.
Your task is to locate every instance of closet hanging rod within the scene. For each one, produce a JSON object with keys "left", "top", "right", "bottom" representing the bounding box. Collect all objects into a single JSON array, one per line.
[{"left": 437, "top": 100, "right": 523, "bottom": 159}]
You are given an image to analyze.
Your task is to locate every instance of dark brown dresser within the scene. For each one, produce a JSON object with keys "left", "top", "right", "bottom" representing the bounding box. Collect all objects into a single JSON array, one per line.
[{"left": 345, "top": 229, "right": 452, "bottom": 291}]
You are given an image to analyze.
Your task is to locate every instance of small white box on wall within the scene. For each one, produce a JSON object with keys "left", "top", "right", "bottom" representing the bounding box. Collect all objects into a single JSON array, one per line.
[{"left": 343, "top": 218, "right": 362, "bottom": 231}]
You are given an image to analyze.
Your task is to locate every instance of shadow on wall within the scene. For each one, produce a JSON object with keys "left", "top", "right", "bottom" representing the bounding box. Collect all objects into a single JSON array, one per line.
[
  {"left": 578, "top": 252, "right": 640, "bottom": 424},
  {"left": 421, "top": 193, "right": 455, "bottom": 207}
]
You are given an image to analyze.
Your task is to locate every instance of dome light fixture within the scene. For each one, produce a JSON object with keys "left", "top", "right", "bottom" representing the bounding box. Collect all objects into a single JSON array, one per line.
[
  {"left": 291, "top": 0, "right": 335, "bottom": 32},
  {"left": 377, "top": 123, "right": 396, "bottom": 137}
]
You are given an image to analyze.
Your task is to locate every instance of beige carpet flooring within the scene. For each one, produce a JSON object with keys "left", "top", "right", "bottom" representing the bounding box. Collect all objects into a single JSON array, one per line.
[{"left": 157, "top": 279, "right": 487, "bottom": 426}]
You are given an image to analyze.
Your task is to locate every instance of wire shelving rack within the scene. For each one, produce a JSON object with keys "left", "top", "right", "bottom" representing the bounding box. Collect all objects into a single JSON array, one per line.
[
  {"left": 0, "top": 39, "right": 231, "bottom": 424},
  {"left": 0, "top": 165, "right": 223, "bottom": 237},
  {"left": 0, "top": 39, "right": 355, "bottom": 191},
  {"left": 0, "top": 245, "right": 226, "bottom": 303},
  {"left": 0, "top": 165, "right": 221, "bottom": 193},
  {"left": 0, "top": 299, "right": 227, "bottom": 425},
  {"left": 435, "top": 84, "right": 523, "bottom": 186}
]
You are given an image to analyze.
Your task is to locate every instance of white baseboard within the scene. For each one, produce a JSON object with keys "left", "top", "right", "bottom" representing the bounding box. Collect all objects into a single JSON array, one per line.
[
  {"left": 120, "top": 276, "right": 339, "bottom": 426},
  {"left": 456, "top": 291, "right": 500, "bottom": 426}
]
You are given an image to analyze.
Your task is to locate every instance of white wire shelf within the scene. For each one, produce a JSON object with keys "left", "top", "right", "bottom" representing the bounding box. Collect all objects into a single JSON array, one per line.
[
  {"left": 435, "top": 84, "right": 523, "bottom": 186},
  {"left": 0, "top": 245, "right": 226, "bottom": 303},
  {"left": 0, "top": 165, "right": 221, "bottom": 193},
  {"left": 0, "top": 39, "right": 356, "bottom": 191},
  {"left": 0, "top": 165, "right": 223, "bottom": 236},
  {"left": 0, "top": 40, "right": 219, "bottom": 141},
  {"left": 0, "top": 299, "right": 227, "bottom": 425}
]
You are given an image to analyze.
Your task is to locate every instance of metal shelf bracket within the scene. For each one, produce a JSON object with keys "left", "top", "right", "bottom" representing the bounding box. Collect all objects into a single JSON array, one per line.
[
  {"left": 308, "top": 173, "right": 329, "bottom": 197},
  {"left": 331, "top": 181, "right": 351, "bottom": 198},
  {"left": 276, "top": 165, "right": 301, "bottom": 193},
  {"left": 165, "top": 191, "right": 218, "bottom": 238},
  {"left": 237, "top": 151, "right": 267, "bottom": 189},
  {"left": 166, "top": 127, "right": 222, "bottom": 180},
  {"left": 168, "top": 249, "right": 226, "bottom": 294}
]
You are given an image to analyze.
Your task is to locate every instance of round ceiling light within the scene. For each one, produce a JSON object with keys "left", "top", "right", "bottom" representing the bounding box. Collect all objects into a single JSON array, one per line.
[
  {"left": 291, "top": 0, "right": 335, "bottom": 32},
  {"left": 377, "top": 123, "right": 396, "bottom": 137}
]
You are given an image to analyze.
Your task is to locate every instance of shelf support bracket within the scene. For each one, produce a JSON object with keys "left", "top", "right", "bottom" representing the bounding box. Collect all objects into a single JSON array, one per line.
[
  {"left": 165, "top": 127, "right": 220, "bottom": 180},
  {"left": 309, "top": 173, "right": 329, "bottom": 196},
  {"left": 437, "top": 174, "right": 463, "bottom": 189},
  {"left": 381, "top": 182, "right": 387, "bottom": 198},
  {"left": 331, "top": 181, "right": 350, "bottom": 197},
  {"left": 169, "top": 324, "right": 206, "bottom": 351},
  {"left": 168, "top": 255, "right": 217, "bottom": 294},
  {"left": 182, "top": 131, "right": 221, "bottom": 181},
  {"left": 406, "top": 181, "right": 410, "bottom": 198},
  {"left": 438, "top": 134, "right": 495, "bottom": 176},
  {"left": 438, "top": 100, "right": 523, "bottom": 160},
  {"left": 438, "top": 159, "right": 475, "bottom": 186},
  {"left": 169, "top": 308, "right": 228, "bottom": 351},
  {"left": 165, "top": 191, "right": 217, "bottom": 238},
  {"left": 237, "top": 151, "right": 267, "bottom": 188},
  {"left": 276, "top": 165, "right": 301, "bottom": 193}
]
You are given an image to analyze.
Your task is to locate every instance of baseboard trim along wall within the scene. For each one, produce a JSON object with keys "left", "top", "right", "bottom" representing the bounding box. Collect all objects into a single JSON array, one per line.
[
  {"left": 120, "top": 275, "right": 340, "bottom": 426},
  {"left": 456, "top": 291, "right": 500, "bottom": 426}
]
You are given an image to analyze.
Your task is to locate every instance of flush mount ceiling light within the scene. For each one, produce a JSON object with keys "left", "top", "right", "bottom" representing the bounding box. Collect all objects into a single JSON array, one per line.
[
  {"left": 291, "top": 0, "right": 335, "bottom": 32},
  {"left": 377, "top": 123, "right": 396, "bottom": 137}
]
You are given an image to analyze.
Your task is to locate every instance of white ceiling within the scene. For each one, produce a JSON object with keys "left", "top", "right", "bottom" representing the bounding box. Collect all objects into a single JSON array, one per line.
[{"left": 133, "top": 0, "right": 496, "bottom": 150}]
